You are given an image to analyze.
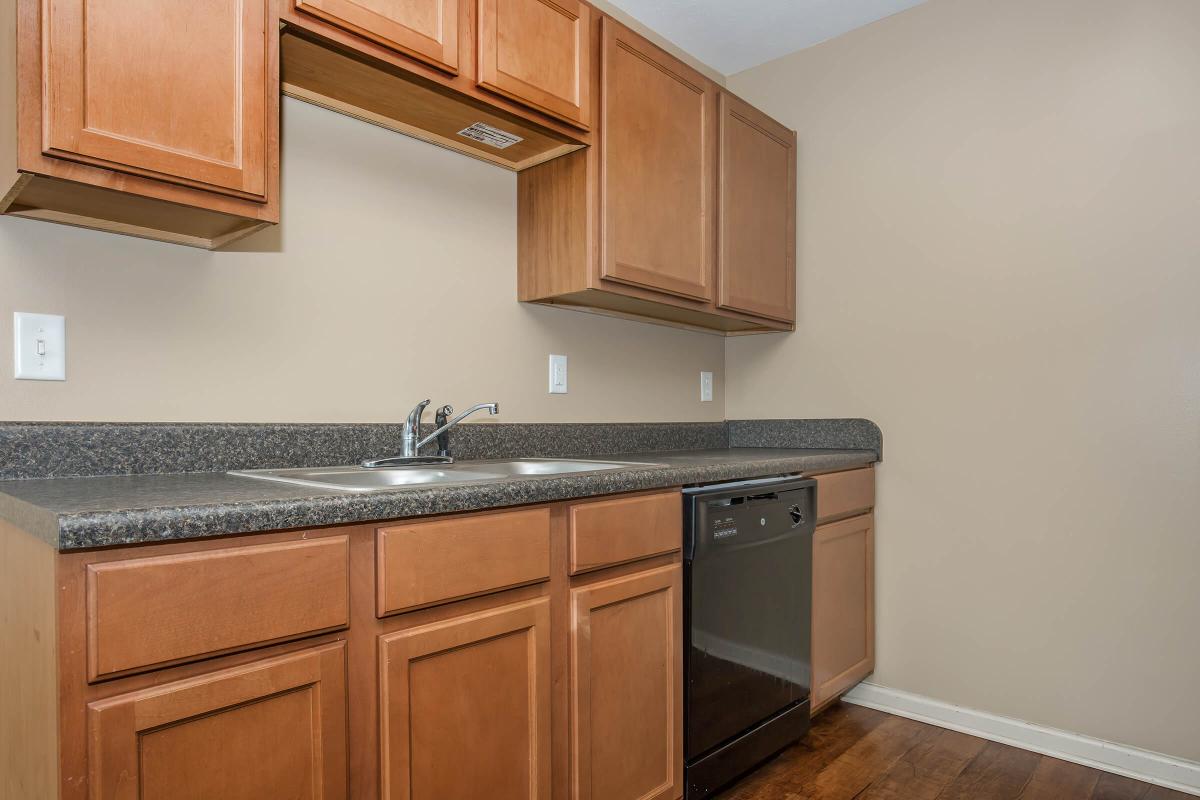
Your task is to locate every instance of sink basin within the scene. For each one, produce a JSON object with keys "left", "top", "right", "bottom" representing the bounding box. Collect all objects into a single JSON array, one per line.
[
  {"left": 228, "top": 465, "right": 508, "bottom": 492},
  {"left": 473, "top": 459, "right": 655, "bottom": 476},
  {"left": 228, "top": 459, "right": 658, "bottom": 493}
]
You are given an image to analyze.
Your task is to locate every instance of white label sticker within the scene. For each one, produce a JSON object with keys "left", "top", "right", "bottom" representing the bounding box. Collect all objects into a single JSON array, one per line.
[{"left": 457, "top": 122, "right": 524, "bottom": 150}]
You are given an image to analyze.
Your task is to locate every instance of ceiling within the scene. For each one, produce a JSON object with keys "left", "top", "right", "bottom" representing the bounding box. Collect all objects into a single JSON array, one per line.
[{"left": 604, "top": 0, "right": 927, "bottom": 75}]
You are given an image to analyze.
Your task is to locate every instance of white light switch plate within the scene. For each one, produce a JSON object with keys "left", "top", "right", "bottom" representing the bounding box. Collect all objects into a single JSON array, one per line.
[
  {"left": 549, "top": 354, "right": 568, "bottom": 394},
  {"left": 14, "top": 312, "right": 66, "bottom": 381},
  {"left": 700, "top": 371, "right": 713, "bottom": 402}
]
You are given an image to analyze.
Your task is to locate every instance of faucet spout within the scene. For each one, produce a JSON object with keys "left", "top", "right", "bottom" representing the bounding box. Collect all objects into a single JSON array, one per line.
[
  {"left": 361, "top": 399, "right": 498, "bottom": 468},
  {"left": 416, "top": 402, "right": 499, "bottom": 450}
]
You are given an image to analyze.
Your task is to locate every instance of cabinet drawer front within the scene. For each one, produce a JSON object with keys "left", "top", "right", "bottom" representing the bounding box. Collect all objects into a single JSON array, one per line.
[
  {"left": 86, "top": 537, "right": 350, "bottom": 681},
  {"left": 477, "top": 0, "right": 592, "bottom": 128},
  {"left": 814, "top": 467, "right": 875, "bottom": 524},
  {"left": 569, "top": 491, "right": 681, "bottom": 574},
  {"left": 87, "top": 642, "right": 348, "bottom": 800},
  {"left": 377, "top": 508, "right": 551, "bottom": 616}
]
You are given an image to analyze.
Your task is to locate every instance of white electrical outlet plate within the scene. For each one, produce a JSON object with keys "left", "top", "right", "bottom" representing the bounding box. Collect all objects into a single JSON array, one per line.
[
  {"left": 700, "top": 371, "right": 713, "bottom": 402},
  {"left": 14, "top": 312, "right": 66, "bottom": 381},
  {"left": 549, "top": 354, "right": 568, "bottom": 394}
]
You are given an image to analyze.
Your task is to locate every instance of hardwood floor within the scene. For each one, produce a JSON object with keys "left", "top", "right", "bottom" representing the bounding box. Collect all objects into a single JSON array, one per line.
[{"left": 720, "top": 703, "right": 1193, "bottom": 800}]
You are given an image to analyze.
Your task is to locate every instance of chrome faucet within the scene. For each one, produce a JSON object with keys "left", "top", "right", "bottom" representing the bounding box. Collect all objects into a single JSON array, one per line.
[{"left": 362, "top": 399, "right": 500, "bottom": 468}]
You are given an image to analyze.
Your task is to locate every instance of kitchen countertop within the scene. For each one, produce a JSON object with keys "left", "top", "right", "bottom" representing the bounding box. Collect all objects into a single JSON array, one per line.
[{"left": 0, "top": 448, "right": 876, "bottom": 550}]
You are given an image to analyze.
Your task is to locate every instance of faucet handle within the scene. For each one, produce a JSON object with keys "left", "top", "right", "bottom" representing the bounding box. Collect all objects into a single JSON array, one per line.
[{"left": 435, "top": 405, "right": 454, "bottom": 458}]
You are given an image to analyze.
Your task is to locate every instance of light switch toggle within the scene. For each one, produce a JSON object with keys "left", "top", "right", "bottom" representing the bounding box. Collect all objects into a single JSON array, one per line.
[{"left": 14, "top": 312, "right": 66, "bottom": 381}]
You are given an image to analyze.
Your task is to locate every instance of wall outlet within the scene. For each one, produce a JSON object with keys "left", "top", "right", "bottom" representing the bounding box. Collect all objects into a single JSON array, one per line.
[
  {"left": 700, "top": 371, "right": 713, "bottom": 402},
  {"left": 549, "top": 354, "right": 568, "bottom": 394},
  {"left": 14, "top": 312, "right": 66, "bottom": 381}
]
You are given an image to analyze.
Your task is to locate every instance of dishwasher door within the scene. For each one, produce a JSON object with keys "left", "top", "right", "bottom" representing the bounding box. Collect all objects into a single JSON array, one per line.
[{"left": 684, "top": 476, "right": 815, "bottom": 763}]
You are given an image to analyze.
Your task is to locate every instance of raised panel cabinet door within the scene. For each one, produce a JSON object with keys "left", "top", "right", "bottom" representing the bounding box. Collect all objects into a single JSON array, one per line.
[
  {"left": 570, "top": 564, "right": 683, "bottom": 800},
  {"left": 477, "top": 0, "right": 591, "bottom": 128},
  {"left": 295, "top": 0, "right": 460, "bottom": 73},
  {"left": 86, "top": 642, "right": 348, "bottom": 800},
  {"left": 811, "top": 513, "right": 875, "bottom": 712},
  {"left": 599, "top": 19, "right": 715, "bottom": 303},
  {"left": 379, "top": 597, "right": 552, "bottom": 800},
  {"left": 42, "top": 0, "right": 273, "bottom": 200},
  {"left": 717, "top": 92, "right": 797, "bottom": 323}
]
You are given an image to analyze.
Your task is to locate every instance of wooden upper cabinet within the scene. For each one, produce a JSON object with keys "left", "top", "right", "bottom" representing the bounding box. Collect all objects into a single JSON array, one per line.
[
  {"left": 86, "top": 643, "right": 348, "bottom": 800},
  {"left": 477, "top": 0, "right": 591, "bottom": 128},
  {"left": 295, "top": 0, "right": 460, "bottom": 73},
  {"left": 599, "top": 19, "right": 715, "bottom": 303},
  {"left": 717, "top": 92, "right": 797, "bottom": 323},
  {"left": 41, "top": 0, "right": 271, "bottom": 200}
]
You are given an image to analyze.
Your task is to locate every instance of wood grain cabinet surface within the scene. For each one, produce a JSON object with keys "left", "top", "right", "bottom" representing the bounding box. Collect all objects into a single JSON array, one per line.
[
  {"left": 811, "top": 509, "right": 876, "bottom": 714},
  {"left": 516, "top": 18, "right": 797, "bottom": 334},
  {"left": 2, "top": 0, "right": 280, "bottom": 247},
  {"left": 569, "top": 490, "right": 681, "bottom": 574},
  {"left": 379, "top": 596, "right": 552, "bottom": 800},
  {"left": 376, "top": 507, "right": 551, "bottom": 615},
  {"left": 570, "top": 563, "right": 683, "bottom": 800},
  {"left": 478, "top": 0, "right": 592, "bottom": 128},
  {"left": 41, "top": 0, "right": 271, "bottom": 199},
  {"left": 294, "top": 0, "right": 460, "bottom": 73},
  {"left": 86, "top": 642, "right": 348, "bottom": 800},
  {"left": 717, "top": 92, "right": 797, "bottom": 324},
  {"left": 86, "top": 536, "right": 350, "bottom": 681},
  {"left": 599, "top": 18, "right": 715, "bottom": 303}
]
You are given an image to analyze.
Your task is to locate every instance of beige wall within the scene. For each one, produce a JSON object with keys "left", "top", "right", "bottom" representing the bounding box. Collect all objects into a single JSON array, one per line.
[
  {"left": 0, "top": 97, "right": 725, "bottom": 423},
  {"left": 727, "top": 0, "right": 1200, "bottom": 762}
]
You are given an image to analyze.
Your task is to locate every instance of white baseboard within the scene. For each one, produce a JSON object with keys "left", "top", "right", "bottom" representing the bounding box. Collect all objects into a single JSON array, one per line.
[{"left": 842, "top": 682, "right": 1200, "bottom": 797}]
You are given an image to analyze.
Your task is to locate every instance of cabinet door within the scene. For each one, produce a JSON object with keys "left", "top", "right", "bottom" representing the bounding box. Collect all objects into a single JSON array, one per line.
[
  {"left": 87, "top": 642, "right": 348, "bottom": 800},
  {"left": 811, "top": 513, "right": 875, "bottom": 711},
  {"left": 477, "top": 0, "right": 591, "bottom": 128},
  {"left": 295, "top": 0, "right": 460, "bottom": 73},
  {"left": 599, "top": 19, "right": 715, "bottom": 303},
  {"left": 717, "top": 93, "right": 796, "bottom": 323},
  {"left": 42, "top": 0, "right": 272, "bottom": 200},
  {"left": 379, "top": 597, "right": 552, "bottom": 800},
  {"left": 571, "top": 564, "right": 683, "bottom": 800}
]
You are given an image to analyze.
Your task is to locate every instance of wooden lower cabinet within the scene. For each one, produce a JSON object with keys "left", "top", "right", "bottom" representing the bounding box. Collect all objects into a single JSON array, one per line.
[
  {"left": 86, "top": 642, "right": 348, "bottom": 800},
  {"left": 379, "top": 596, "right": 553, "bottom": 800},
  {"left": 570, "top": 563, "right": 683, "bottom": 800},
  {"left": 24, "top": 487, "right": 857, "bottom": 799},
  {"left": 811, "top": 512, "right": 876, "bottom": 712}
]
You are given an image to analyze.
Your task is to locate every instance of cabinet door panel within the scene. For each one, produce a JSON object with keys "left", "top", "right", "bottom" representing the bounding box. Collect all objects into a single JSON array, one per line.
[
  {"left": 478, "top": 0, "right": 591, "bottom": 128},
  {"left": 295, "top": 0, "right": 459, "bottom": 73},
  {"left": 571, "top": 564, "right": 683, "bottom": 800},
  {"left": 600, "top": 19, "right": 714, "bottom": 302},
  {"left": 718, "top": 93, "right": 796, "bottom": 323},
  {"left": 87, "top": 642, "right": 348, "bottom": 800},
  {"left": 380, "top": 597, "right": 552, "bottom": 800},
  {"left": 42, "top": 0, "right": 271, "bottom": 199},
  {"left": 811, "top": 513, "right": 875, "bottom": 711}
]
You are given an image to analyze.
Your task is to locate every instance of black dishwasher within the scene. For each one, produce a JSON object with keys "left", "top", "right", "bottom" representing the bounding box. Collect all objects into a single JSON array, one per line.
[{"left": 683, "top": 475, "right": 816, "bottom": 799}]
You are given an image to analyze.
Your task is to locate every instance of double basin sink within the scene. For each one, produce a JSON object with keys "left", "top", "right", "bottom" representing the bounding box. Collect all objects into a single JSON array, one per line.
[{"left": 230, "top": 458, "right": 658, "bottom": 493}]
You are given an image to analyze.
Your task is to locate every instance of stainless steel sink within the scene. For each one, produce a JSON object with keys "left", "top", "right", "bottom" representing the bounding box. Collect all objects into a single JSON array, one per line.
[
  {"left": 473, "top": 459, "right": 654, "bottom": 476},
  {"left": 228, "top": 459, "right": 658, "bottom": 493}
]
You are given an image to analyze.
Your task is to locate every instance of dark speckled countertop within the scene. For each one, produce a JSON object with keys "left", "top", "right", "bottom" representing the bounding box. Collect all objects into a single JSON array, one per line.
[{"left": 0, "top": 448, "right": 875, "bottom": 550}]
